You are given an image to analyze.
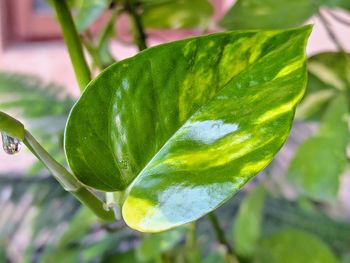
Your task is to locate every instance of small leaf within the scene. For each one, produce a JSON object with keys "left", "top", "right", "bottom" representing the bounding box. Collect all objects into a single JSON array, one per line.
[
  {"left": 288, "top": 94, "right": 348, "bottom": 203},
  {"left": 141, "top": 0, "right": 213, "bottom": 29},
  {"left": 254, "top": 228, "right": 338, "bottom": 263},
  {"left": 233, "top": 186, "right": 265, "bottom": 259},
  {"left": 65, "top": 26, "right": 311, "bottom": 231},
  {"left": 220, "top": 0, "right": 319, "bottom": 29}
]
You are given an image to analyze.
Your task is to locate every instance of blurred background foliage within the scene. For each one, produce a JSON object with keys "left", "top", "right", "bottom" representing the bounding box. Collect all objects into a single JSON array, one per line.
[{"left": 1, "top": 0, "right": 350, "bottom": 262}]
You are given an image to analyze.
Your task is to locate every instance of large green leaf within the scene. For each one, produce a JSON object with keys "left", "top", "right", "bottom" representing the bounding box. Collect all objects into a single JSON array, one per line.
[
  {"left": 220, "top": 0, "right": 319, "bottom": 30},
  {"left": 253, "top": 228, "right": 338, "bottom": 263},
  {"left": 296, "top": 52, "right": 350, "bottom": 121},
  {"left": 140, "top": 0, "right": 213, "bottom": 29},
  {"left": 233, "top": 186, "right": 265, "bottom": 259},
  {"left": 288, "top": 94, "right": 348, "bottom": 203},
  {"left": 65, "top": 26, "right": 311, "bottom": 231}
]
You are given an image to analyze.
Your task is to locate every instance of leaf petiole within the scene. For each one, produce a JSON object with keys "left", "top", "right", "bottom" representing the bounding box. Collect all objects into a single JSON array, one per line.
[{"left": 23, "top": 130, "right": 115, "bottom": 221}]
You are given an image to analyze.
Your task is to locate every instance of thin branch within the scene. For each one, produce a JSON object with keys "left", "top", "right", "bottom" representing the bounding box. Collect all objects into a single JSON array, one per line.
[
  {"left": 318, "top": 10, "right": 345, "bottom": 51},
  {"left": 124, "top": 0, "right": 148, "bottom": 51},
  {"left": 208, "top": 212, "right": 234, "bottom": 254},
  {"left": 23, "top": 130, "right": 115, "bottom": 221},
  {"left": 208, "top": 212, "right": 242, "bottom": 263},
  {"left": 327, "top": 10, "right": 350, "bottom": 27},
  {"left": 51, "top": 0, "right": 91, "bottom": 91}
]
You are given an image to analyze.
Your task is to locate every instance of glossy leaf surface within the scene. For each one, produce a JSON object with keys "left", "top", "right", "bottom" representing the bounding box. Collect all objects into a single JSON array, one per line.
[
  {"left": 253, "top": 229, "right": 338, "bottom": 263},
  {"left": 288, "top": 94, "right": 348, "bottom": 203},
  {"left": 233, "top": 186, "right": 265, "bottom": 259},
  {"left": 141, "top": 0, "right": 213, "bottom": 29},
  {"left": 65, "top": 26, "right": 311, "bottom": 231},
  {"left": 220, "top": 0, "right": 319, "bottom": 30}
]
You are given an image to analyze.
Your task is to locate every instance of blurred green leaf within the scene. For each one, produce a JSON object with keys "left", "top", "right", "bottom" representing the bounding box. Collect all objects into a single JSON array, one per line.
[
  {"left": 80, "top": 233, "right": 131, "bottom": 262},
  {"left": 253, "top": 228, "right": 338, "bottom": 263},
  {"left": 38, "top": 206, "right": 98, "bottom": 263},
  {"left": 342, "top": 255, "right": 350, "bottom": 263},
  {"left": 288, "top": 94, "right": 348, "bottom": 203},
  {"left": 137, "top": 227, "right": 186, "bottom": 261},
  {"left": 101, "top": 250, "right": 140, "bottom": 263},
  {"left": 339, "top": 0, "right": 350, "bottom": 10},
  {"left": 0, "top": 72, "right": 74, "bottom": 173},
  {"left": 220, "top": 0, "right": 319, "bottom": 29},
  {"left": 203, "top": 250, "right": 227, "bottom": 263},
  {"left": 141, "top": 0, "right": 213, "bottom": 29},
  {"left": 57, "top": 206, "right": 99, "bottom": 247},
  {"left": 324, "top": 0, "right": 350, "bottom": 10},
  {"left": 96, "top": 14, "right": 117, "bottom": 68},
  {"left": 262, "top": 196, "right": 350, "bottom": 254},
  {"left": 233, "top": 186, "right": 265, "bottom": 259},
  {"left": 295, "top": 74, "right": 336, "bottom": 121},
  {"left": 296, "top": 52, "right": 350, "bottom": 121},
  {"left": 307, "top": 52, "right": 350, "bottom": 91},
  {"left": 40, "top": 207, "right": 129, "bottom": 263},
  {"left": 73, "top": 0, "right": 110, "bottom": 32},
  {"left": 0, "top": 176, "right": 79, "bottom": 263},
  {"left": 0, "top": 72, "right": 73, "bottom": 119}
]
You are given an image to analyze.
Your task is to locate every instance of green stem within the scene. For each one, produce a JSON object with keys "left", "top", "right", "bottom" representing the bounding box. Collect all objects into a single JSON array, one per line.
[
  {"left": 24, "top": 130, "right": 79, "bottom": 191},
  {"left": 208, "top": 212, "right": 234, "bottom": 254},
  {"left": 318, "top": 10, "right": 345, "bottom": 52},
  {"left": 82, "top": 8, "right": 120, "bottom": 70},
  {"left": 52, "top": 0, "right": 91, "bottom": 91},
  {"left": 124, "top": 0, "right": 148, "bottom": 51},
  {"left": 74, "top": 187, "right": 115, "bottom": 221},
  {"left": 208, "top": 212, "right": 241, "bottom": 263},
  {"left": 23, "top": 130, "right": 115, "bottom": 221},
  {"left": 186, "top": 222, "right": 200, "bottom": 263},
  {"left": 327, "top": 10, "right": 350, "bottom": 27}
]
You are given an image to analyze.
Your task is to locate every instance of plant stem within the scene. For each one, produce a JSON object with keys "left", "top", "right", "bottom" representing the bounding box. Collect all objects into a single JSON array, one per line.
[
  {"left": 186, "top": 222, "right": 200, "bottom": 263},
  {"left": 327, "top": 10, "right": 350, "bottom": 27},
  {"left": 23, "top": 130, "right": 115, "bottom": 221},
  {"left": 52, "top": 0, "right": 91, "bottom": 91},
  {"left": 208, "top": 212, "right": 234, "bottom": 254},
  {"left": 208, "top": 212, "right": 242, "bottom": 263},
  {"left": 124, "top": 0, "right": 148, "bottom": 51},
  {"left": 74, "top": 187, "right": 115, "bottom": 221},
  {"left": 318, "top": 10, "right": 345, "bottom": 51},
  {"left": 24, "top": 130, "right": 79, "bottom": 191}
]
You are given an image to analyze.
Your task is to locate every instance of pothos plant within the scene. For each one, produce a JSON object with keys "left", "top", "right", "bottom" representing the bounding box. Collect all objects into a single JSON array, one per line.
[{"left": 0, "top": 0, "right": 312, "bottom": 233}]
